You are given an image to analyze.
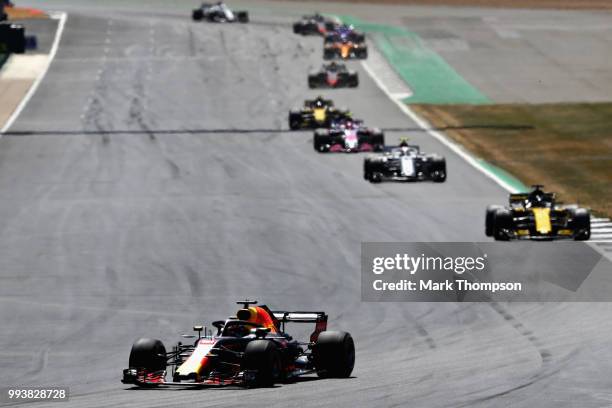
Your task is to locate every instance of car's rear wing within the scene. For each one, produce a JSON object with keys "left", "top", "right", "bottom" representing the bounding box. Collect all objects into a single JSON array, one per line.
[{"left": 272, "top": 311, "right": 328, "bottom": 342}]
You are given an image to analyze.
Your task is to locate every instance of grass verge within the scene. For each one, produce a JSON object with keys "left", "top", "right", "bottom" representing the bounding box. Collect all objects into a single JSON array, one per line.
[{"left": 413, "top": 103, "right": 612, "bottom": 218}]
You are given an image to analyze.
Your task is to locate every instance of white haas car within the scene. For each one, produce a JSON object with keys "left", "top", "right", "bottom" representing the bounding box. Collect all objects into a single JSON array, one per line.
[
  {"left": 192, "top": 2, "right": 249, "bottom": 23},
  {"left": 313, "top": 119, "right": 384, "bottom": 153}
]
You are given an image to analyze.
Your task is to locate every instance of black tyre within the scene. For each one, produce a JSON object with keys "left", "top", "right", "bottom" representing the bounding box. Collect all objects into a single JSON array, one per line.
[
  {"left": 429, "top": 158, "right": 446, "bottom": 182},
  {"left": 192, "top": 9, "right": 203, "bottom": 21},
  {"left": 369, "top": 172, "right": 383, "bottom": 183},
  {"left": 314, "top": 129, "right": 329, "bottom": 152},
  {"left": 242, "top": 340, "right": 282, "bottom": 387},
  {"left": 288, "top": 110, "right": 301, "bottom": 130},
  {"left": 485, "top": 205, "right": 503, "bottom": 237},
  {"left": 313, "top": 331, "right": 355, "bottom": 378},
  {"left": 308, "top": 75, "right": 318, "bottom": 89},
  {"left": 324, "top": 22, "right": 336, "bottom": 32},
  {"left": 3, "top": 24, "right": 25, "bottom": 54},
  {"left": 293, "top": 23, "right": 301, "bottom": 34},
  {"left": 493, "top": 209, "right": 512, "bottom": 241},
  {"left": 128, "top": 338, "right": 167, "bottom": 372},
  {"left": 363, "top": 159, "right": 372, "bottom": 180},
  {"left": 348, "top": 73, "right": 359, "bottom": 87},
  {"left": 370, "top": 130, "right": 384, "bottom": 151},
  {"left": 571, "top": 208, "right": 591, "bottom": 241},
  {"left": 237, "top": 11, "right": 249, "bottom": 23}
]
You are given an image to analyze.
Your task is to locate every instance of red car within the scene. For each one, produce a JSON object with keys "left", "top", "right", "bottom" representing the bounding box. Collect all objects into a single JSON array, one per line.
[{"left": 122, "top": 300, "right": 355, "bottom": 387}]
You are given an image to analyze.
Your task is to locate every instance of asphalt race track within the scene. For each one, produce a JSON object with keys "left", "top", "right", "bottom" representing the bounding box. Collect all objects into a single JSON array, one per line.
[{"left": 2, "top": 2, "right": 612, "bottom": 407}]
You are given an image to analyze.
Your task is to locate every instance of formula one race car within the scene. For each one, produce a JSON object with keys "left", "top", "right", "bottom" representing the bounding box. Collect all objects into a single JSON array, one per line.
[
  {"left": 308, "top": 62, "right": 358, "bottom": 89},
  {"left": 485, "top": 185, "right": 591, "bottom": 241},
  {"left": 0, "top": 22, "right": 25, "bottom": 53},
  {"left": 324, "top": 39, "right": 367, "bottom": 60},
  {"left": 192, "top": 2, "right": 248, "bottom": 23},
  {"left": 363, "top": 140, "right": 446, "bottom": 183},
  {"left": 293, "top": 13, "right": 338, "bottom": 36},
  {"left": 122, "top": 300, "right": 355, "bottom": 388},
  {"left": 314, "top": 119, "right": 384, "bottom": 153},
  {"left": 288, "top": 96, "right": 351, "bottom": 130},
  {"left": 324, "top": 24, "right": 365, "bottom": 44}
]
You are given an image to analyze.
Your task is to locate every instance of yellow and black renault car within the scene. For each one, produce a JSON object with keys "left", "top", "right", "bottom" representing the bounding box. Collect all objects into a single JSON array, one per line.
[
  {"left": 288, "top": 96, "right": 351, "bottom": 130},
  {"left": 485, "top": 185, "right": 591, "bottom": 241}
]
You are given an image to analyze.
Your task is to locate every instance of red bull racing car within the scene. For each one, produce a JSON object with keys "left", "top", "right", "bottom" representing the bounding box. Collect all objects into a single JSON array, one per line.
[
  {"left": 313, "top": 119, "right": 384, "bottom": 153},
  {"left": 122, "top": 300, "right": 355, "bottom": 387},
  {"left": 308, "top": 62, "right": 358, "bottom": 89},
  {"left": 288, "top": 96, "right": 352, "bottom": 130}
]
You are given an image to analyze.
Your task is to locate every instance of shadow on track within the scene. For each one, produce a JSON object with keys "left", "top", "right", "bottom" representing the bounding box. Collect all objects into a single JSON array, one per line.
[{"left": 1, "top": 124, "right": 533, "bottom": 137}]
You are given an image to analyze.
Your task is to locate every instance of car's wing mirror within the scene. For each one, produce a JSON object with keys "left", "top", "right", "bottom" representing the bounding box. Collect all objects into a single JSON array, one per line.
[{"left": 250, "top": 327, "right": 271, "bottom": 338}]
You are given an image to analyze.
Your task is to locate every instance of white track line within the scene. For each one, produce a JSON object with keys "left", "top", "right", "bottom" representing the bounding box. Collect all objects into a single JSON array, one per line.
[{"left": 0, "top": 11, "right": 68, "bottom": 135}]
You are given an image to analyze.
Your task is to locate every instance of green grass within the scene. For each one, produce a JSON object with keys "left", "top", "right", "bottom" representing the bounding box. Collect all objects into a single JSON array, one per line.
[
  {"left": 414, "top": 103, "right": 612, "bottom": 217},
  {"left": 338, "top": 15, "right": 491, "bottom": 104}
]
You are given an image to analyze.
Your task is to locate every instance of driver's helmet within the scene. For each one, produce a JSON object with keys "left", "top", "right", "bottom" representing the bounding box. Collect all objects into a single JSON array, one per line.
[
  {"left": 527, "top": 187, "right": 547, "bottom": 207},
  {"left": 398, "top": 138, "right": 410, "bottom": 154},
  {"left": 314, "top": 97, "right": 326, "bottom": 107},
  {"left": 344, "top": 120, "right": 354, "bottom": 129}
]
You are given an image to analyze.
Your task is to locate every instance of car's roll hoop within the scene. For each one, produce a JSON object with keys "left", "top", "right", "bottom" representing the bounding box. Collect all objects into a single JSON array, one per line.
[{"left": 236, "top": 299, "right": 258, "bottom": 308}]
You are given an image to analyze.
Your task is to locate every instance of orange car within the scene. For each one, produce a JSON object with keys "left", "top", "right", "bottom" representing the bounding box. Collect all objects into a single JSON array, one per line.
[{"left": 323, "top": 39, "right": 367, "bottom": 60}]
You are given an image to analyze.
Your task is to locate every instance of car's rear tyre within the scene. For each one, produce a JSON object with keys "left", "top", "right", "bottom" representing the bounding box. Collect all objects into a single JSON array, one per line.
[
  {"left": 324, "top": 22, "right": 336, "bottom": 32},
  {"left": 237, "top": 11, "right": 249, "bottom": 23},
  {"left": 348, "top": 73, "right": 359, "bottom": 87},
  {"left": 242, "top": 340, "right": 282, "bottom": 387},
  {"left": 323, "top": 49, "right": 335, "bottom": 60},
  {"left": 485, "top": 205, "right": 503, "bottom": 237},
  {"left": 308, "top": 75, "right": 318, "bottom": 89},
  {"left": 192, "top": 9, "right": 203, "bottom": 21},
  {"left": 128, "top": 338, "right": 167, "bottom": 372},
  {"left": 370, "top": 130, "right": 384, "bottom": 151},
  {"left": 313, "top": 331, "right": 355, "bottom": 378}
]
